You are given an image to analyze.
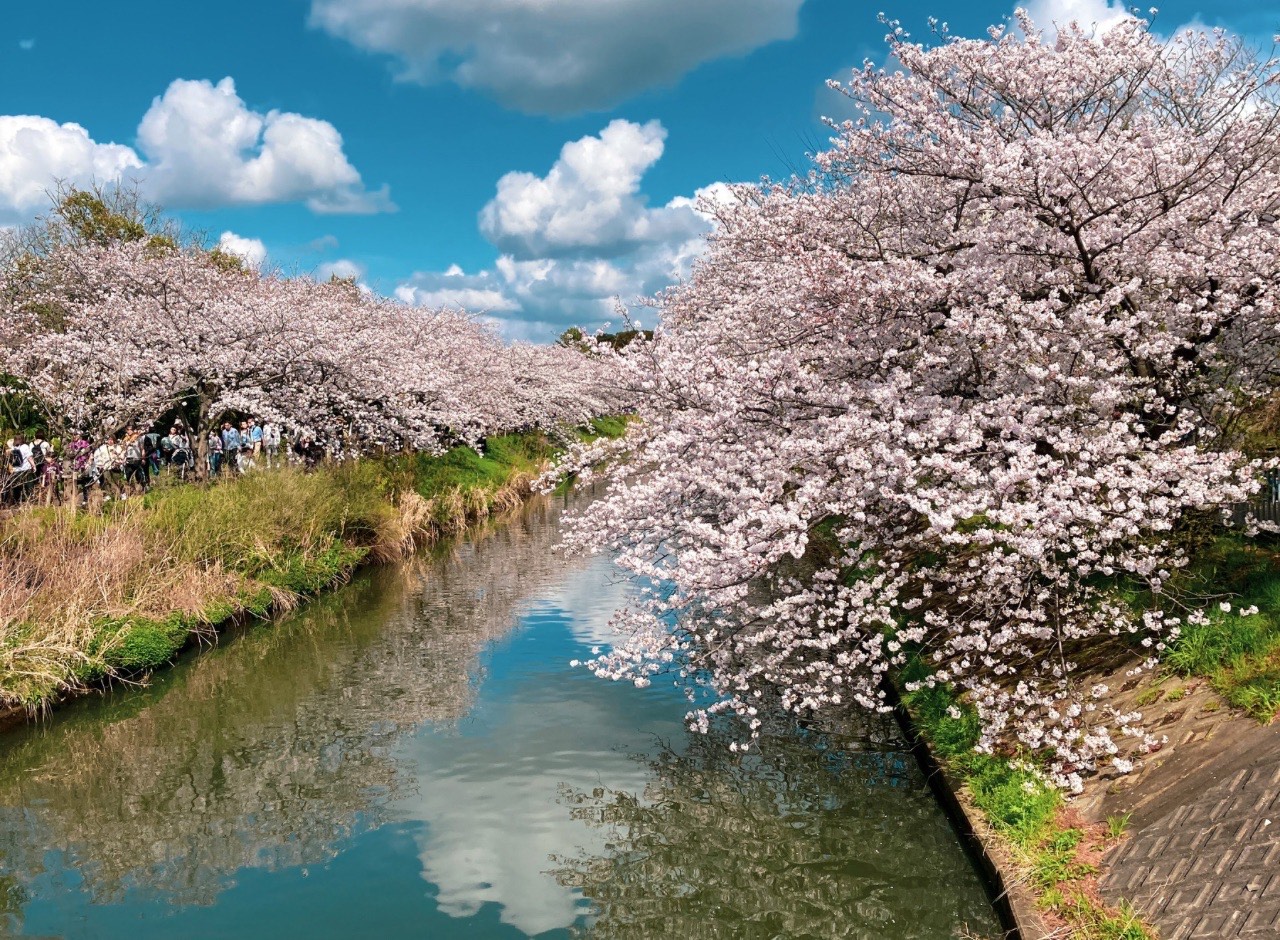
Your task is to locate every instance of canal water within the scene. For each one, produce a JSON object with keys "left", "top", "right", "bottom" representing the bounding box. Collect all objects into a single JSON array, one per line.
[{"left": 0, "top": 492, "right": 999, "bottom": 939}]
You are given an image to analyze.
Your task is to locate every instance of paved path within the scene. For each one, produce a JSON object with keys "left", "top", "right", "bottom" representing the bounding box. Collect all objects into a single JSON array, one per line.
[
  {"left": 1104, "top": 762, "right": 1280, "bottom": 938},
  {"left": 1089, "top": 671, "right": 1280, "bottom": 940}
]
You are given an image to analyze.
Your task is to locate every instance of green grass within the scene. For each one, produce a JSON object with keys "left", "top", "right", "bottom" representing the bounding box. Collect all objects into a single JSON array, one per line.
[
  {"left": 583, "top": 415, "right": 628, "bottom": 440},
  {"left": 1107, "top": 813, "right": 1131, "bottom": 839},
  {"left": 400, "top": 432, "right": 551, "bottom": 497},
  {"left": 1030, "top": 828, "right": 1095, "bottom": 889},
  {"left": 1048, "top": 896, "right": 1151, "bottom": 940},
  {"left": 102, "top": 616, "right": 191, "bottom": 672},
  {"left": 1156, "top": 536, "right": 1280, "bottom": 722},
  {"left": 1164, "top": 610, "right": 1276, "bottom": 676}
]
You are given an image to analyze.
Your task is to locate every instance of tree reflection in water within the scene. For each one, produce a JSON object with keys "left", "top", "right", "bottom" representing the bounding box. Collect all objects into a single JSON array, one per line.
[
  {"left": 553, "top": 714, "right": 1000, "bottom": 940},
  {"left": 0, "top": 487, "right": 997, "bottom": 939},
  {"left": 0, "top": 494, "right": 583, "bottom": 919}
]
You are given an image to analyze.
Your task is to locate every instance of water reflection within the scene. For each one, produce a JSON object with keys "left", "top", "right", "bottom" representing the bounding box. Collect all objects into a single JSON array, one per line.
[
  {"left": 0, "top": 491, "right": 997, "bottom": 939},
  {"left": 394, "top": 597, "right": 671, "bottom": 935},
  {"left": 552, "top": 716, "right": 998, "bottom": 940},
  {"left": 0, "top": 495, "right": 585, "bottom": 916}
]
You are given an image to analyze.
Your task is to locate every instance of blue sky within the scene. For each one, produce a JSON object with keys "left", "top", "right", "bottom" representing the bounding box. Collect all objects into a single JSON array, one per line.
[{"left": 1, "top": 0, "right": 1275, "bottom": 340}]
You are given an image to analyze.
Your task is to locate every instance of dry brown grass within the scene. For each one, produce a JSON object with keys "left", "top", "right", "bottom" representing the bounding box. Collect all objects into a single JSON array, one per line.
[
  {"left": 365, "top": 475, "right": 532, "bottom": 564},
  {"left": 0, "top": 448, "right": 548, "bottom": 712},
  {"left": 0, "top": 505, "right": 239, "bottom": 708},
  {"left": 367, "top": 490, "right": 434, "bottom": 564}
]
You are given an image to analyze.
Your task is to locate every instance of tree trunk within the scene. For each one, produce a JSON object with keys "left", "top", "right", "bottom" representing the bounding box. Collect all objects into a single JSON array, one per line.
[{"left": 194, "top": 394, "right": 210, "bottom": 481}]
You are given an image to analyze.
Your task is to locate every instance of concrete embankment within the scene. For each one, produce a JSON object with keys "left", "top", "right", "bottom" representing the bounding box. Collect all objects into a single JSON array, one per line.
[{"left": 1077, "top": 659, "right": 1280, "bottom": 939}]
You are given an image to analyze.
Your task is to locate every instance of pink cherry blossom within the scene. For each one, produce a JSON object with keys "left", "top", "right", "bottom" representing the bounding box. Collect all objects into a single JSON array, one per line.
[
  {"left": 0, "top": 240, "right": 620, "bottom": 467},
  {"left": 547, "top": 14, "right": 1280, "bottom": 788}
]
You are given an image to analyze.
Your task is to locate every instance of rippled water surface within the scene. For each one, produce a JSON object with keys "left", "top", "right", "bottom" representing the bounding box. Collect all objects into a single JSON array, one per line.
[{"left": 0, "top": 493, "right": 999, "bottom": 939}]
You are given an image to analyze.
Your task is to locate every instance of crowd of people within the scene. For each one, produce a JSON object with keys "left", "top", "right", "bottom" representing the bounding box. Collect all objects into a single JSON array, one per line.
[{"left": 2, "top": 417, "right": 321, "bottom": 507}]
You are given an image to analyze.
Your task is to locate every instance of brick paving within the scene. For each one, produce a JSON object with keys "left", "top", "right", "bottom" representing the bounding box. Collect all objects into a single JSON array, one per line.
[
  {"left": 1104, "top": 762, "right": 1280, "bottom": 938},
  {"left": 1084, "top": 667, "right": 1280, "bottom": 940}
]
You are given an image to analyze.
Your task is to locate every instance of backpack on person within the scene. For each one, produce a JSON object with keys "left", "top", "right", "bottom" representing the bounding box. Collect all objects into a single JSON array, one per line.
[
  {"left": 125, "top": 441, "right": 142, "bottom": 463},
  {"left": 31, "top": 444, "right": 46, "bottom": 473},
  {"left": 9, "top": 446, "right": 22, "bottom": 470}
]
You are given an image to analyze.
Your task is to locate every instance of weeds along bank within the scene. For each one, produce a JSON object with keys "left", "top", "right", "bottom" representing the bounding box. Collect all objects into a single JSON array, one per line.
[{"left": 0, "top": 422, "right": 623, "bottom": 717}]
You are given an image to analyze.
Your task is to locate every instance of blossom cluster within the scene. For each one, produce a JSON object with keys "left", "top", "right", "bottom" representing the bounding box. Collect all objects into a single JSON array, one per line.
[
  {"left": 548, "top": 16, "right": 1280, "bottom": 787},
  {"left": 0, "top": 240, "right": 618, "bottom": 454}
]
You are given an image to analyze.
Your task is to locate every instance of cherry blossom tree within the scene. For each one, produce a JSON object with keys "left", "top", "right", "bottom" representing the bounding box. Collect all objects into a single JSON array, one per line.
[
  {"left": 549, "top": 15, "right": 1280, "bottom": 788},
  {"left": 0, "top": 237, "right": 620, "bottom": 472}
]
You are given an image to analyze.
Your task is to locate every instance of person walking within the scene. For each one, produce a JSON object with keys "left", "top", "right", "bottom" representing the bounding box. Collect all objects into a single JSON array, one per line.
[
  {"left": 207, "top": 429, "right": 224, "bottom": 478},
  {"left": 168, "top": 426, "right": 191, "bottom": 480},
  {"left": 68, "top": 437, "right": 94, "bottom": 506},
  {"left": 6, "top": 434, "right": 34, "bottom": 503},
  {"left": 93, "top": 437, "right": 122, "bottom": 500},
  {"left": 248, "top": 418, "right": 263, "bottom": 462},
  {"left": 30, "top": 435, "right": 56, "bottom": 505},
  {"left": 220, "top": 422, "right": 241, "bottom": 475},
  {"left": 142, "top": 428, "right": 163, "bottom": 476},
  {"left": 238, "top": 421, "right": 256, "bottom": 471},
  {"left": 262, "top": 421, "right": 281, "bottom": 468},
  {"left": 122, "top": 430, "right": 149, "bottom": 496}
]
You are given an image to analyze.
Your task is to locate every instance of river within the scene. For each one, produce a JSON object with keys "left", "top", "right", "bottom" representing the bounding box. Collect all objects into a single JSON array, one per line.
[{"left": 0, "top": 491, "right": 999, "bottom": 939}]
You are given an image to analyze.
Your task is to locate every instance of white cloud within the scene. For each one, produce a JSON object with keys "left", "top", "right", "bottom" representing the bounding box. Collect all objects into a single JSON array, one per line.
[
  {"left": 216, "top": 231, "right": 267, "bottom": 267},
  {"left": 1018, "top": 0, "right": 1132, "bottom": 34},
  {"left": 401, "top": 225, "right": 708, "bottom": 338},
  {"left": 0, "top": 77, "right": 388, "bottom": 224},
  {"left": 395, "top": 265, "right": 520, "bottom": 313},
  {"left": 479, "top": 120, "right": 709, "bottom": 260},
  {"left": 137, "top": 77, "right": 392, "bottom": 214},
  {"left": 664, "top": 182, "right": 743, "bottom": 223},
  {"left": 0, "top": 116, "right": 143, "bottom": 223},
  {"left": 398, "top": 121, "right": 731, "bottom": 338},
  {"left": 316, "top": 257, "right": 366, "bottom": 281},
  {"left": 17, "top": 39, "right": 34, "bottom": 52},
  {"left": 308, "top": 0, "right": 805, "bottom": 114}
]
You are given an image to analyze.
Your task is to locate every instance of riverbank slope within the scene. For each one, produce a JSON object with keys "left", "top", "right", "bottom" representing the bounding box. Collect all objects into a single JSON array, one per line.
[
  {"left": 0, "top": 420, "right": 624, "bottom": 719},
  {"left": 899, "top": 535, "right": 1280, "bottom": 939}
]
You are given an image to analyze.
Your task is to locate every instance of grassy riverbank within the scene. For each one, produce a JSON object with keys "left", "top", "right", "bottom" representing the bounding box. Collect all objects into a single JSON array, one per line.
[
  {"left": 898, "top": 538, "right": 1280, "bottom": 939},
  {"left": 902, "top": 672, "right": 1151, "bottom": 939},
  {"left": 0, "top": 421, "right": 623, "bottom": 714}
]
